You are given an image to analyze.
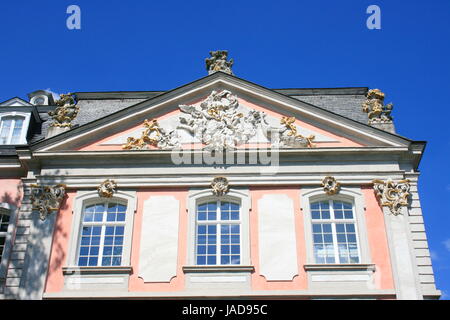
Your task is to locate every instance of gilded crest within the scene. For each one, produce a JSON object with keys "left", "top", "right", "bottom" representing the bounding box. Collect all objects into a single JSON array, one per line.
[
  {"left": 30, "top": 184, "right": 66, "bottom": 221},
  {"left": 98, "top": 179, "right": 117, "bottom": 198},
  {"left": 362, "top": 89, "right": 393, "bottom": 124},
  {"left": 205, "top": 50, "right": 234, "bottom": 75},
  {"left": 211, "top": 177, "right": 229, "bottom": 197},
  {"left": 373, "top": 178, "right": 410, "bottom": 215},
  {"left": 322, "top": 176, "right": 340, "bottom": 195},
  {"left": 48, "top": 93, "right": 79, "bottom": 128}
]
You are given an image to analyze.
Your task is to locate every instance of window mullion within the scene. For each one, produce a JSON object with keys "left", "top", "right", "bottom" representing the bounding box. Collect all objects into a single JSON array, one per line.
[
  {"left": 217, "top": 200, "right": 221, "bottom": 265},
  {"left": 97, "top": 205, "right": 108, "bottom": 266},
  {"left": 7, "top": 119, "right": 14, "bottom": 144},
  {"left": 329, "top": 200, "right": 340, "bottom": 264}
]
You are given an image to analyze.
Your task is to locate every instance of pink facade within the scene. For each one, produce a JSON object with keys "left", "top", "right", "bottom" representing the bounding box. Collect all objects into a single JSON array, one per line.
[{"left": 45, "top": 186, "right": 394, "bottom": 294}]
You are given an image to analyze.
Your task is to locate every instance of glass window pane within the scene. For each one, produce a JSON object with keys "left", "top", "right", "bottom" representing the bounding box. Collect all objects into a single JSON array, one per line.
[
  {"left": 198, "top": 212, "right": 206, "bottom": 221},
  {"left": 311, "top": 211, "right": 321, "bottom": 220},
  {"left": 221, "top": 256, "right": 230, "bottom": 265},
  {"left": 114, "top": 237, "right": 123, "bottom": 245},
  {"left": 322, "top": 224, "right": 332, "bottom": 233},
  {"left": 198, "top": 225, "right": 206, "bottom": 234},
  {"left": 112, "top": 257, "right": 121, "bottom": 266},
  {"left": 197, "top": 245, "right": 206, "bottom": 254},
  {"left": 334, "top": 210, "right": 344, "bottom": 219},
  {"left": 207, "top": 225, "right": 216, "bottom": 234},
  {"left": 88, "top": 257, "right": 98, "bottom": 266},
  {"left": 113, "top": 246, "right": 122, "bottom": 255},
  {"left": 230, "top": 235, "right": 240, "bottom": 244},
  {"left": 231, "top": 246, "right": 240, "bottom": 254},
  {"left": 207, "top": 256, "right": 216, "bottom": 265},
  {"left": 0, "top": 119, "right": 12, "bottom": 143},
  {"left": 344, "top": 211, "right": 353, "bottom": 219},
  {"left": 116, "top": 226, "right": 124, "bottom": 235},
  {"left": 230, "top": 225, "right": 240, "bottom": 234},
  {"left": 346, "top": 224, "right": 355, "bottom": 233},
  {"left": 197, "top": 235, "right": 206, "bottom": 244},
  {"left": 197, "top": 256, "right": 206, "bottom": 265},
  {"left": 230, "top": 256, "right": 240, "bottom": 265},
  {"left": 90, "top": 246, "right": 99, "bottom": 256},
  {"left": 207, "top": 245, "right": 216, "bottom": 254},
  {"left": 102, "top": 257, "right": 112, "bottom": 266}
]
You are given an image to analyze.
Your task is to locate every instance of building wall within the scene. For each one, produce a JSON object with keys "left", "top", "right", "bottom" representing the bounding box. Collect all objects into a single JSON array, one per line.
[
  {"left": 44, "top": 185, "right": 395, "bottom": 298},
  {"left": 0, "top": 178, "right": 22, "bottom": 298}
]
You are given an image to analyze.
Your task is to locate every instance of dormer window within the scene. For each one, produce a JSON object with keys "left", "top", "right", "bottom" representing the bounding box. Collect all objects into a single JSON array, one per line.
[{"left": 0, "top": 112, "right": 31, "bottom": 145}]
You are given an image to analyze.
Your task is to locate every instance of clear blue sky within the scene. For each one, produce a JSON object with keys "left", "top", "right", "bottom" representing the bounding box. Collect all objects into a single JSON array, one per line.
[{"left": 1, "top": 0, "right": 449, "bottom": 299}]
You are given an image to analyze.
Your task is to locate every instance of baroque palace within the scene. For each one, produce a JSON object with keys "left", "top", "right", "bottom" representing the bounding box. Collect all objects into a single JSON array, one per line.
[{"left": 0, "top": 51, "right": 440, "bottom": 299}]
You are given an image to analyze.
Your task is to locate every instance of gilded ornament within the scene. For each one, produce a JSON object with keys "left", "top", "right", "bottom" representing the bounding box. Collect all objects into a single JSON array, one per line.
[
  {"left": 48, "top": 93, "right": 79, "bottom": 128},
  {"left": 362, "top": 89, "right": 393, "bottom": 124},
  {"left": 205, "top": 50, "right": 234, "bottom": 75},
  {"left": 122, "top": 119, "right": 180, "bottom": 150},
  {"left": 211, "top": 177, "right": 229, "bottom": 197},
  {"left": 98, "top": 179, "right": 117, "bottom": 198},
  {"left": 279, "top": 116, "right": 315, "bottom": 148},
  {"left": 30, "top": 184, "right": 66, "bottom": 221},
  {"left": 373, "top": 178, "right": 410, "bottom": 215},
  {"left": 322, "top": 176, "right": 340, "bottom": 195}
]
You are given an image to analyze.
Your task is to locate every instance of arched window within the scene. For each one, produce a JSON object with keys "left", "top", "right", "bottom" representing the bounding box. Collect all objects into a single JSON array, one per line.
[
  {"left": 76, "top": 200, "right": 128, "bottom": 267},
  {"left": 310, "top": 199, "right": 361, "bottom": 264},
  {"left": 0, "top": 114, "right": 28, "bottom": 145},
  {"left": 195, "top": 200, "right": 241, "bottom": 265},
  {"left": 186, "top": 189, "right": 252, "bottom": 268},
  {"left": 66, "top": 191, "right": 137, "bottom": 269}
]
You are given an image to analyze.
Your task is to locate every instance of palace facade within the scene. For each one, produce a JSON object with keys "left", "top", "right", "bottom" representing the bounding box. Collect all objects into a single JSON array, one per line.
[{"left": 0, "top": 52, "right": 441, "bottom": 299}]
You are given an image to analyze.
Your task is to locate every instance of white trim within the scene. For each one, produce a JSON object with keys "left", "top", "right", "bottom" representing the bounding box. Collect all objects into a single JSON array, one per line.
[
  {"left": 301, "top": 187, "right": 371, "bottom": 265},
  {"left": 0, "top": 112, "right": 31, "bottom": 145},
  {"left": 66, "top": 190, "right": 137, "bottom": 269}
]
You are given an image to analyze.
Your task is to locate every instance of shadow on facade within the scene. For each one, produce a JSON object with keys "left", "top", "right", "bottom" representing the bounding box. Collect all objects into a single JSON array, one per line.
[{"left": 2, "top": 170, "right": 69, "bottom": 299}]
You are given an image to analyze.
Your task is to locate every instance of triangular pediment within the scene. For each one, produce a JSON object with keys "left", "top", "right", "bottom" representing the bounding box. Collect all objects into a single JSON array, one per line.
[
  {"left": 32, "top": 72, "right": 412, "bottom": 153},
  {"left": 0, "top": 97, "right": 32, "bottom": 107}
]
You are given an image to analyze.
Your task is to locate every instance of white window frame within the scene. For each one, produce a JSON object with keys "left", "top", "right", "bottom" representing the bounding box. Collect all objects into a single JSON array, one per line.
[
  {"left": 186, "top": 188, "right": 252, "bottom": 267},
  {"left": 309, "top": 198, "right": 362, "bottom": 264},
  {"left": 0, "top": 112, "right": 31, "bottom": 145},
  {"left": 301, "top": 187, "right": 371, "bottom": 265},
  {"left": 75, "top": 199, "right": 128, "bottom": 267},
  {"left": 0, "top": 203, "right": 18, "bottom": 279},
  {"left": 66, "top": 190, "right": 137, "bottom": 269},
  {"left": 194, "top": 199, "right": 242, "bottom": 266}
]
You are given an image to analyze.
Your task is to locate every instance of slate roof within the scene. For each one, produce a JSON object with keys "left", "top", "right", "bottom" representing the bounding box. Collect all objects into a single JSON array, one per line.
[{"left": 1, "top": 76, "right": 371, "bottom": 153}]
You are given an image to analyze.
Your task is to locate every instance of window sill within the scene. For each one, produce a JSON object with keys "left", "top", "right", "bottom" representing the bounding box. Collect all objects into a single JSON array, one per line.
[
  {"left": 62, "top": 266, "right": 133, "bottom": 275},
  {"left": 183, "top": 265, "right": 255, "bottom": 273},
  {"left": 304, "top": 264, "right": 375, "bottom": 272}
]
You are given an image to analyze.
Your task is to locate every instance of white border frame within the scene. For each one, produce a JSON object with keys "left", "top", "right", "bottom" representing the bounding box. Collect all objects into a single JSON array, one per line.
[
  {"left": 66, "top": 190, "right": 137, "bottom": 268},
  {"left": 301, "top": 187, "right": 371, "bottom": 265},
  {"left": 0, "top": 112, "right": 31, "bottom": 145}
]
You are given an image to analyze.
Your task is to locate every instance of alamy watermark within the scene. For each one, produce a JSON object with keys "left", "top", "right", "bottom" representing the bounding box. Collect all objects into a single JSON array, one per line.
[
  {"left": 169, "top": 128, "right": 282, "bottom": 176},
  {"left": 366, "top": 5, "right": 381, "bottom": 30},
  {"left": 66, "top": 5, "right": 81, "bottom": 30}
]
